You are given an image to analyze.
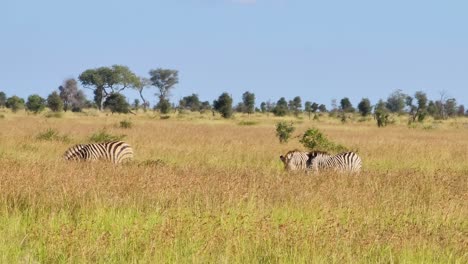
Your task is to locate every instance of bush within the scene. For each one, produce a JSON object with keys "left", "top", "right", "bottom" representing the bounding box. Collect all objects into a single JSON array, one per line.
[
  {"left": 119, "top": 119, "right": 132, "bottom": 129},
  {"left": 299, "top": 128, "right": 347, "bottom": 153},
  {"left": 275, "top": 121, "right": 295, "bottom": 143},
  {"left": 238, "top": 120, "right": 259, "bottom": 126},
  {"left": 89, "top": 129, "right": 126, "bottom": 143},
  {"left": 36, "top": 128, "right": 70, "bottom": 143},
  {"left": 44, "top": 111, "right": 63, "bottom": 118}
]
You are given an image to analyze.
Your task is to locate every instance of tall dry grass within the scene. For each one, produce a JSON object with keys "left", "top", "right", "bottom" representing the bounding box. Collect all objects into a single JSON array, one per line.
[{"left": 0, "top": 111, "right": 466, "bottom": 263}]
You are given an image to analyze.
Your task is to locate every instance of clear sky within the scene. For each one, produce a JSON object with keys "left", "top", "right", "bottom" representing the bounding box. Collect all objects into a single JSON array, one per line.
[{"left": 1, "top": 0, "right": 467, "bottom": 107}]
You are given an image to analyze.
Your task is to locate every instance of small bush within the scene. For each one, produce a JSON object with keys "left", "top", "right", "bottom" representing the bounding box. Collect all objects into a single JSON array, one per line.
[
  {"left": 299, "top": 128, "right": 347, "bottom": 153},
  {"left": 89, "top": 129, "right": 126, "bottom": 143},
  {"left": 119, "top": 119, "right": 132, "bottom": 129},
  {"left": 238, "top": 120, "right": 259, "bottom": 126},
  {"left": 276, "top": 121, "right": 295, "bottom": 143},
  {"left": 0, "top": 114, "right": 5, "bottom": 119},
  {"left": 160, "top": 115, "right": 171, "bottom": 120},
  {"left": 36, "top": 128, "right": 70, "bottom": 143}
]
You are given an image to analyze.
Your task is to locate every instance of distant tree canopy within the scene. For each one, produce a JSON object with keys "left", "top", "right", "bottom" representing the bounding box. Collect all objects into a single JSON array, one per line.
[
  {"left": 47, "top": 91, "right": 64, "bottom": 112},
  {"left": 318, "top": 104, "right": 327, "bottom": 113},
  {"left": 149, "top": 68, "right": 178, "bottom": 114},
  {"left": 289, "top": 96, "right": 302, "bottom": 117},
  {"left": 0, "top": 91, "right": 6, "bottom": 108},
  {"left": 242, "top": 91, "right": 255, "bottom": 115},
  {"left": 179, "top": 94, "right": 201, "bottom": 112},
  {"left": 386, "top": 89, "right": 407, "bottom": 113},
  {"left": 358, "top": 98, "right": 372, "bottom": 116},
  {"left": 104, "top": 93, "right": 131, "bottom": 114},
  {"left": 407, "top": 91, "right": 428, "bottom": 122},
  {"left": 374, "top": 99, "right": 390, "bottom": 127},
  {"left": 6, "top": 96, "right": 25, "bottom": 112},
  {"left": 273, "top": 97, "right": 288, "bottom": 116},
  {"left": 134, "top": 77, "right": 151, "bottom": 111},
  {"left": 79, "top": 65, "right": 140, "bottom": 111},
  {"left": 26, "top": 94, "right": 46, "bottom": 113},
  {"left": 213, "top": 92, "right": 233, "bottom": 118},
  {"left": 340, "top": 97, "right": 355, "bottom": 113},
  {"left": 59, "top": 78, "right": 87, "bottom": 112}
]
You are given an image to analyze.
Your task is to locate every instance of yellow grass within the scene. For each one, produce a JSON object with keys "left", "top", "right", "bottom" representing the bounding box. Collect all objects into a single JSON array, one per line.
[{"left": 0, "top": 110, "right": 467, "bottom": 263}]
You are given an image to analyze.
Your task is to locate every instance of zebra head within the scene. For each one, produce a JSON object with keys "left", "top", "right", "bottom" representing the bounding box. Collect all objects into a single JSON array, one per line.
[{"left": 280, "top": 150, "right": 310, "bottom": 171}]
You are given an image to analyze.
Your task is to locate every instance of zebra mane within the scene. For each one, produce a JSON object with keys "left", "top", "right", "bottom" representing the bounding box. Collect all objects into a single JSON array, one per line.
[
  {"left": 309, "top": 150, "right": 330, "bottom": 156},
  {"left": 285, "top": 149, "right": 305, "bottom": 155}
]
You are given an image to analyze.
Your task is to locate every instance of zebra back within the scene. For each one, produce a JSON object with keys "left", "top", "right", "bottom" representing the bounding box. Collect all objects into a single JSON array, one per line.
[
  {"left": 63, "top": 141, "right": 134, "bottom": 164},
  {"left": 310, "top": 151, "right": 362, "bottom": 173}
]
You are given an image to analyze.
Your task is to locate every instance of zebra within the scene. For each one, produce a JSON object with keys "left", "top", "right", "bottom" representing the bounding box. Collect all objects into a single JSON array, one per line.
[
  {"left": 280, "top": 150, "right": 362, "bottom": 173},
  {"left": 63, "top": 141, "right": 134, "bottom": 164}
]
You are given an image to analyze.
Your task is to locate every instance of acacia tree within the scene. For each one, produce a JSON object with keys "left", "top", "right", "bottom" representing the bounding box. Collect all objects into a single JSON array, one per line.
[
  {"left": 242, "top": 91, "right": 255, "bottom": 115},
  {"left": 407, "top": 91, "right": 428, "bottom": 122},
  {"left": 79, "top": 65, "right": 140, "bottom": 111},
  {"left": 304, "top": 101, "right": 312, "bottom": 119},
  {"left": 213, "top": 92, "right": 233, "bottom": 118},
  {"left": 6, "top": 96, "right": 25, "bottom": 112},
  {"left": 386, "top": 89, "right": 407, "bottom": 113},
  {"left": 358, "top": 98, "right": 372, "bottom": 116},
  {"left": 149, "top": 68, "right": 179, "bottom": 114}
]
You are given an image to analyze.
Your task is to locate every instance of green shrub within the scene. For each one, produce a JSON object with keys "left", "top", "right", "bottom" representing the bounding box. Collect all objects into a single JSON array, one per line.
[
  {"left": 119, "top": 119, "right": 132, "bottom": 129},
  {"left": 89, "top": 129, "right": 126, "bottom": 143},
  {"left": 160, "top": 115, "right": 171, "bottom": 120},
  {"left": 299, "top": 128, "right": 347, "bottom": 153},
  {"left": 238, "top": 120, "right": 259, "bottom": 126},
  {"left": 36, "top": 128, "right": 70, "bottom": 143},
  {"left": 275, "top": 121, "right": 295, "bottom": 143}
]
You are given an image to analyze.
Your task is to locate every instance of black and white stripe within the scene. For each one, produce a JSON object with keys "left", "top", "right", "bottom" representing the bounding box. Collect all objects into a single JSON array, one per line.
[
  {"left": 64, "top": 141, "right": 134, "bottom": 164},
  {"left": 280, "top": 150, "right": 362, "bottom": 173}
]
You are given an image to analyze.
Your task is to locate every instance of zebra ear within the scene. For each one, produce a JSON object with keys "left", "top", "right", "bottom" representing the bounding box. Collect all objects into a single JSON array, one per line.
[{"left": 280, "top": 155, "right": 285, "bottom": 162}]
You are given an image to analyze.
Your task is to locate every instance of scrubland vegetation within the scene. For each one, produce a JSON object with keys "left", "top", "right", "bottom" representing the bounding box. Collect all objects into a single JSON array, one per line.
[{"left": 0, "top": 110, "right": 467, "bottom": 263}]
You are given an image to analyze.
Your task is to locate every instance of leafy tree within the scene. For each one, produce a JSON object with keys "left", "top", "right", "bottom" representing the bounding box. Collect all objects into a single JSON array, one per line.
[
  {"left": 407, "top": 91, "right": 428, "bottom": 122},
  {"left": 300, "top": 128, "right": 347, "bottom": 153},
  {"left": 26, "top": 94, "right": 46, "bottom": 113},
  {"left": 179, "top": 94, "right": 201, "bottom": 112},
  {"left": 318, "top": 104, "right": 327, "bottom": 113},
  {"left": 272, "top": 97, "right": 289, "bottom": 116},
  {"left": 47, "top": 91, "right": 64, "bottom": 112},
  {"left": 340, "top": 97, "right": 355, "bottom": 113},
  {"left": 58, "top": 78, "right": 86, "bottom": 112},
  {"left": 213, "top": 92, "right": 233, "bottom": 118},
  {"left": 357, "top": 98, "right": 372, "bottom": 116},
  {"left": 374, "top": 99, "right": 390, "bottom": 127},
  {"left": 104, "top": 93, "right": 131, "bottom": 114},
  {"left": 289, "top": 96, "right": 302, "bottom": 117},
  {"left": 133, "top": 99, "right": 140, "bottom": 111},
  {"left": 386, "top": 89, "right": 407, "bottom": 113},
  {"left": 0, "top": 91, "right": 6, "bottom": 108},
  {"left": 200, "top": 101, "right": 211, "bottom": 113},
  {"left": 304, "top": 101, "right": 312, "bottom": 119},
  {"left": 457, "top": 105, "right": 465, "bottom": 116},
  {"left": 445, "top": 98, "right": 457, "bottom": 117},
  {"left": 149, "top": 68, "right": 178, "bottom": 113},
  {"left": 242, "top": 91, "right": 255, "bottom": 115},
  {"left": 427, "top": 100, "right": 438, "bottom": 117},
  {"left": 6, "top": 96, "right": 25, "bottom": 112},
  {"left": 276, "top": 121, "right": 295, "bottom": 143},
  {"left": 79, "top": 65, "right": 140, "bottom": 111},
  {"left": 134, "top": 77, "right": 151, "bottom": 112},
  {"left": 260, "top": 102, "right": 267, "bottom": 113},
  {"left": 156, "top": 99, "right": 171, "bottom": 114}
]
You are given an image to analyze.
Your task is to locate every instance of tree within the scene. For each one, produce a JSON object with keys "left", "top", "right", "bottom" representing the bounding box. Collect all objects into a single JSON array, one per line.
[
  {"left": 200, "top": 101, "right": 211, "bottom": 114},
  {"left": 272, "top": 97, "right": 288, "bottom": 116},
  {"left": 213, "top": 92, "right": 233, "bottom": 118},
  {"left": 457, "top": 105, "right": 465, "bottom": 116},
  {"left": 407, "top": 91, "right": 428, "bottom": 122},
  {"left": 133, "top": 99, "right": 140, "bottom": 111},
  {"left": 179, "top": 94, "right": 201, "bottom": 112},
  {"left": 304, "top": 101, "right": 312, "bottom": 119},
  {"left": 149, "top": 68, "right": 178, "bottom": 113},
  {"left": 445, "top": 98, "right": 457, "bottom": 117},
  {"left": 260, "top": 102, "right": 267, "bottom": 113},
  {"left": 318, "top": 104, "right": 327, "bottom": 113},
  {"left": 374, "top": 99, "right": 389, "bottom": 127},
  {"left": 0, "top": 91, "right": 6, "bottom": 108},
  {"left": 59, "top": 78, "right": 85, "bottom": 112},
  {"left": 340, "top": 97, "right": 355, "bottom": 113},
  {"left": 6, "top": 96, "right": 25, "bottom": 112},
  {"left": 134, "top": 77, "right": 151, "bottom": 112},
  {"left": 26, "top": 94, "right": 46, "bottom": 113},
  {"left": 386, "top": 89, "right": 407, "bottom": 113},
  {"left": 47, "top": 91, "right": 64, "bottom": 112},
  {"left": 357, "top": 98, "right": 372, "bottom": 116},
  {"left": 427, "top": 100, "right": 438, "bottom": 117},
  {"left": 242, "top": 91, "right": 255, "bottom": 115},
  {"left": 104, "top": 93, "right": 131, "bottom": 114},
  {"left": 289, "top": 96, "right": 302, "bottom": 117},
  {"left": 79, "top": 65, "right": 140, "bottom": 111}
]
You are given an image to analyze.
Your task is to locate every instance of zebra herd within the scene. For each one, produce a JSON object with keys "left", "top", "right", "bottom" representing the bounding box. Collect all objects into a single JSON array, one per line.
[
  {"left": 63, "top": 141, "right": 362, "bottom": 173},
  {"left": 280, "top": 150, "right": 362, "bottom": 173}
]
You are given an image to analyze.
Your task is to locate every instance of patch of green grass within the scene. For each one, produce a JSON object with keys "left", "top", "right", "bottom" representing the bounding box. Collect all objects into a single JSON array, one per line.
[
  {"left": 238, "top": 120, "right": 259, "bottom": 126},
  {"left": 119, "top": 119, "right": 132, "bottom": 129},
  {"left": 36, "top": 128, "right": 70, "bottom": 143},
  {"left": 88, "top": 129, "right": 126, "bottom": 143}
]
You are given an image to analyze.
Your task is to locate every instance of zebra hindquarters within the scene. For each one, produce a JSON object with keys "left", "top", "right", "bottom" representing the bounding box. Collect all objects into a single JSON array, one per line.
[
  {"left": 342, "top": 152, "right": 362, "bottom": 173},
  {"left": 109, "top": 141, "right": 134, "bottom": 164}
]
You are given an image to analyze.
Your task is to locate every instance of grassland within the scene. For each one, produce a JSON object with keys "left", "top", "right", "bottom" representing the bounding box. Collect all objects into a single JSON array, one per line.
[{"left": 0, "top": 110, "right": 467, "bottom": 263}]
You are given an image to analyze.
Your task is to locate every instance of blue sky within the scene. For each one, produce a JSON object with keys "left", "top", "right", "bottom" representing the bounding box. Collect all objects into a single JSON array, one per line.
[{"left": 1, "top": 0, "right": 467, "bottom": 107}]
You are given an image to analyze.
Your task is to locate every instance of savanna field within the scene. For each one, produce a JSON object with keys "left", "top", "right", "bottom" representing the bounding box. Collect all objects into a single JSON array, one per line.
[{"left": 0, "top": 110, "right": 467, "bottom": 263}]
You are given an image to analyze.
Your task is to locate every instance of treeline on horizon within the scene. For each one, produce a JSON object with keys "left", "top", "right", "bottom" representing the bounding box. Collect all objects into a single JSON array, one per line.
[{"left": 0, "top": 65, "right": 467, "bottom": 124}]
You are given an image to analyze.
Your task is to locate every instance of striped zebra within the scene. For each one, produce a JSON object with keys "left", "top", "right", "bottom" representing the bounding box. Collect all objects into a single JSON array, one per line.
[
  {"left": 280, "top": 150, "right": 362, "bottom": 173},
  {"left": 63, "top": 141, "right": 134, "bottom": 164}
]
